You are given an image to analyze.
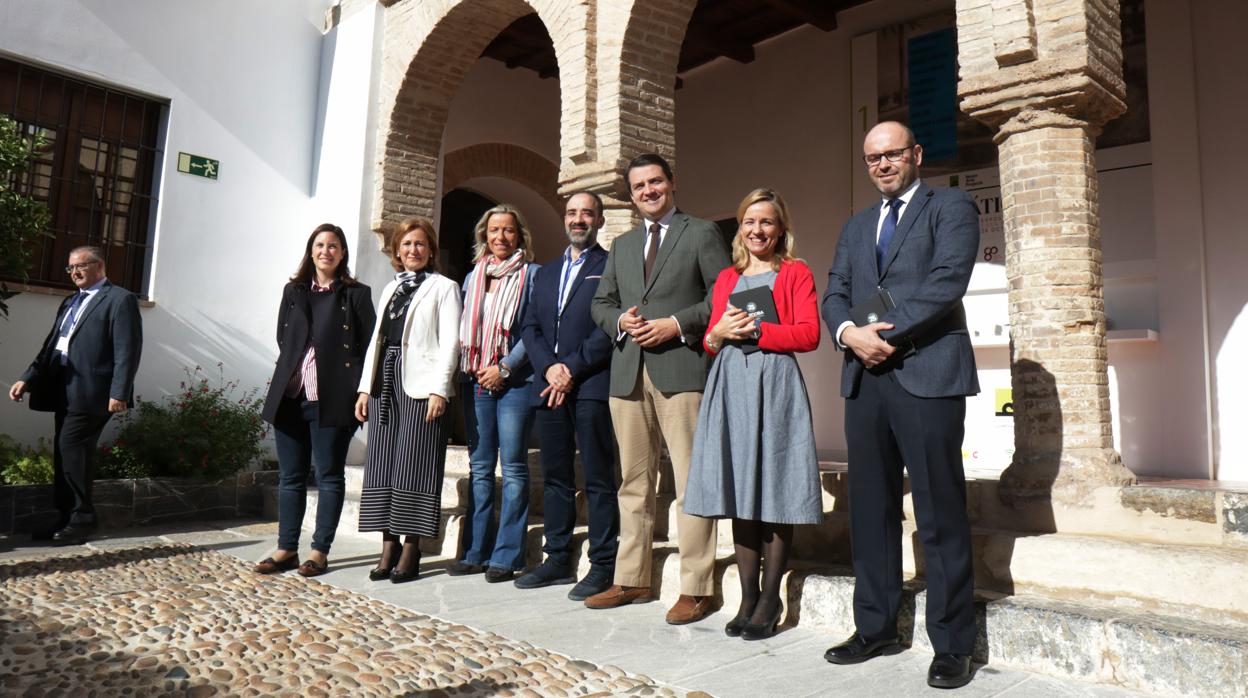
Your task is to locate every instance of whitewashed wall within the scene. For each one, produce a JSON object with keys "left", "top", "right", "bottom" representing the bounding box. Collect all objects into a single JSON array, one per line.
[{"left": 0, "top": 0, "right": 376, "bottom": 459}]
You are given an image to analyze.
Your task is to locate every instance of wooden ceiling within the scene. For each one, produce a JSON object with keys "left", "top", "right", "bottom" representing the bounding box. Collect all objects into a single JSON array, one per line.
[{"left": 481, "top": 0, "right": 873, "bottom": 83}]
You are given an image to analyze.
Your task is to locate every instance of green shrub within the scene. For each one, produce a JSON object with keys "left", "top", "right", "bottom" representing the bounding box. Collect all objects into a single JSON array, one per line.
[
  {"left": 99, "top": 364, "right": 268, "bottom": 480},
  {"left": 0, "top": 435, "right": 54, "bottom": 485}
]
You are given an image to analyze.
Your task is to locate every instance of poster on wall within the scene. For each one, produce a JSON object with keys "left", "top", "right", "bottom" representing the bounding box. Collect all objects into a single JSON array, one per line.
[
  {"left": 963, "top": 382, "right": 1015, "bottom": 472},
  {"left": 876, "top": 0, "right": 1150, "bottom": 176}
]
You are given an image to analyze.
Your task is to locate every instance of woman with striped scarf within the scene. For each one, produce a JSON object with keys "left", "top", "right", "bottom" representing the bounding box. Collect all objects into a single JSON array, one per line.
[{"left": 448, "top": 204, "right": 541, "bottom": 583}]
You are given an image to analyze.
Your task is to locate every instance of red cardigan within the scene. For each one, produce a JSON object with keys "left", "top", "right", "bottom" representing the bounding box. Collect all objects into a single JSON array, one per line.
[{"left": 704, "top": 259, "right": 821, "bottom": 355}]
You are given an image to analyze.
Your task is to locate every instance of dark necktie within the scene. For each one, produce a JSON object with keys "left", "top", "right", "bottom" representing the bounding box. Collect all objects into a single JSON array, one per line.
[
  {"left": 58, "top": 291, "right": 86, "bottom": 338},
  {"left": 876, "top": 198, "right": 902, "bottom": 272},
  {"left": 644, "top": 222, "right": 661, "bottom": 282}
]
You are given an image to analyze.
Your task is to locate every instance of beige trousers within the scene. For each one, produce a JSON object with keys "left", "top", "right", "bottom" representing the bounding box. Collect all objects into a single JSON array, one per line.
[{"left": 609, "top": 366, "right": 716, "bottom": 596}]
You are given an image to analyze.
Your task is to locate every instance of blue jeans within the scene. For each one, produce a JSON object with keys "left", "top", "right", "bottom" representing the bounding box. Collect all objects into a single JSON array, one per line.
[
  {"left": 460, "top": 380, "right": 534, "bottom": 571},
  {"left": 274, "top": 398, "right": 354, "bottom": 554}
]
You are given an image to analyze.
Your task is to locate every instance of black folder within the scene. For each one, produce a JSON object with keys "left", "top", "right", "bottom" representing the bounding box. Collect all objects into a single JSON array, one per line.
[
  {"left": 728, "top": 285, "right": 778, "bottom": 354},
  {"left": 850, "top": 289, "right": 896, "bottom": 327}
]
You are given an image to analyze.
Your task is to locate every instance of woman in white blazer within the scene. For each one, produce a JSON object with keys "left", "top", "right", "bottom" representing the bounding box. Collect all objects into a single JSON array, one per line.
[{"left": 354, "top": 217, "right": 461, "bottom": 583}]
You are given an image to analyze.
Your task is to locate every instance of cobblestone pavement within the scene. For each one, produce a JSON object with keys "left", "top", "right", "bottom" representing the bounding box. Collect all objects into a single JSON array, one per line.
[{"left": 0, "top": 544, "right": 691, "bottom": 697}]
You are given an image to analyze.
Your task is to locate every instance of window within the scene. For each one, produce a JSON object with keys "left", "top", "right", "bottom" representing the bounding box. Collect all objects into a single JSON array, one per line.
[{"left": 0, "top": 56, "right": 166, "bottom": 296}]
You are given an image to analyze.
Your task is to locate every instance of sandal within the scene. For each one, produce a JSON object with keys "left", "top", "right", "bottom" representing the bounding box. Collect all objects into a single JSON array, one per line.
[
  {"left": 254, "top": 555, "right": 299, "bottom": 574},
  {"left": 297, "top": 558, "right": 329, "bottom": 578}
]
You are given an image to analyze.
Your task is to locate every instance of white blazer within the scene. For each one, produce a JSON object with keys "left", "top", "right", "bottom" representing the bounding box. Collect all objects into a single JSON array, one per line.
[{"left": 358, "top": 273, "right": 462, "bottom": 400}]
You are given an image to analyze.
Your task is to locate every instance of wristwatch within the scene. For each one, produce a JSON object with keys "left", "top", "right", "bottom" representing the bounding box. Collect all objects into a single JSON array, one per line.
[{"left": 498, "top": 363, "right": 511, "bottom": 381}]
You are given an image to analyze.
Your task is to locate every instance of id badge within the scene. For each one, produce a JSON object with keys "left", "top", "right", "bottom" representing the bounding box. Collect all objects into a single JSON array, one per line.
[{"left": 55, "top": 335, "right": 70, "bottom": 354}]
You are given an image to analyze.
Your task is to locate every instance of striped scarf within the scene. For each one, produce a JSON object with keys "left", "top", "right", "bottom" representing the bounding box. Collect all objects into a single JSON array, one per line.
[{"left": 459, "top": 250, "right": 528, "bottom": 375}]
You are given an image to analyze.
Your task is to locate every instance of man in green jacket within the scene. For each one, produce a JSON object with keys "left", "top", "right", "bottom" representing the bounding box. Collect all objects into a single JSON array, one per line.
[{"left": 587, "top": 153, "right": 730, "bottom": 625}]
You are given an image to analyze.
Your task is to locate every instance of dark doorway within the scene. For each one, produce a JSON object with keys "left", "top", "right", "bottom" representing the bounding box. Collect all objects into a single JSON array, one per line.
[
  {"left": 440, "top": 188, "right": 496, "bottom": 285},
  {"left": 440, "top": 188, "right": 496, "bottom": 447}
]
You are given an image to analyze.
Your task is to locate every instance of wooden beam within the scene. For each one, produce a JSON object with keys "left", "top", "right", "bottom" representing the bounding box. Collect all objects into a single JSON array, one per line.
[
  {"left": 758, "top": 0, "right": 838, "bottom": 32},
  {"left": 682, "top": 20, "right": 756, "bottom": 67}
]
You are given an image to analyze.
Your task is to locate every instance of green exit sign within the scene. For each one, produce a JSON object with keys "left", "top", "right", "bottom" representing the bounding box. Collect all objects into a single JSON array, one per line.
[{"left": 177, "top": 152, "right": 219, "bottom": 180}]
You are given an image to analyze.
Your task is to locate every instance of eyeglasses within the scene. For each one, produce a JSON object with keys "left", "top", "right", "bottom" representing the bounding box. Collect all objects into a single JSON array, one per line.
[
  {"left": 863, "top": 146, "right": 914, "bottom": 167},
  {"left": 64, "top": 261, "right": 100, "bottom": 273}
]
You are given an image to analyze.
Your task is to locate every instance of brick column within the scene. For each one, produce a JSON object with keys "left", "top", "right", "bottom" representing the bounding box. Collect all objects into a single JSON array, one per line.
[{"left": 956, "top": 0, "right": 1136, "bottom": 503}]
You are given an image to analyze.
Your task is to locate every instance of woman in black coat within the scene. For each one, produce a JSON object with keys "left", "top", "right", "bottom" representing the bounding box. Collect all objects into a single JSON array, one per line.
[{"left": 256, "top": 223, "right": 375, "bottom": 577}]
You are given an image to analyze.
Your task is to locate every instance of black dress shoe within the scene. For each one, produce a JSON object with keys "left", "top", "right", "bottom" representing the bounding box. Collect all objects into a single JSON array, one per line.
[
  {"left": 369, "top": 565, "right": 394, "bottom": 581},
  {"left": 927, "top": 653, "right": 973, "bottom": 689},
  {"left": 390, "top": 565, "right": 420, "bottom": 584},
  {"left": 823, "top": 632, "right": 903, "bottom": 665},
  {"left": 724, "top": 613, "right": 750, "bottom": 637},
  {"left": 740, "top": 604, "right": 783, "bottom": 641},
  {"left": 514, "top": 559, "right": 575, "bottom": 590},
  {"left": 484, "top": 566, "right": 514, "bottom": 583},
  {"left": 51, "top": 524, "right": 94, "bottom": 546}
]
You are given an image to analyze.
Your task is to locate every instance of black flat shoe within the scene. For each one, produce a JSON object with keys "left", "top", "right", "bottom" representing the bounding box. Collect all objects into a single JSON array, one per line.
[
  {"left": 824, "top": 632, "right": 903, "bottom": 664},
  {"left": 724, "top": 613, "right": 750, "bottom": 637},
  {"left": 927, "top": 653, "right": 973, "bottom": 689},
  {"left": 741, "top": 604, "right": 783, "bottom": 641},
  {"left": 369, "top": 565, "right": 395, "bottom": 581}
]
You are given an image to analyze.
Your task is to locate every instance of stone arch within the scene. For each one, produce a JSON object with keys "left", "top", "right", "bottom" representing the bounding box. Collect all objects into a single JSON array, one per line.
[
  {"left": 442, "top": 143, "right": 562, "bottom": 217},
  {"left": 372, "top": 0, "right": 590, "bottom": 233},
  {"left": 565, "top": 0, "right": 698, "bottom": 243}
]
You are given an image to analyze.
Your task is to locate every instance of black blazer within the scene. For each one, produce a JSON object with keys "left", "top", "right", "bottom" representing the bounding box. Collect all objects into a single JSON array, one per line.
[
  {"left": 19, "top": 281, "right": 143, "bottom": 415},
  {"left": 261, "top": 281, "right": 375, "bottom": 428},
  {"left": 521, "top": 246, "right": 613, "bottom": 404}
]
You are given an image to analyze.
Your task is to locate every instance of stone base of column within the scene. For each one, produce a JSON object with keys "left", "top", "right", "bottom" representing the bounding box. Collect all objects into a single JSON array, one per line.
[{"left": 999, "top": 447, "right": 1137, "bottom": 507}]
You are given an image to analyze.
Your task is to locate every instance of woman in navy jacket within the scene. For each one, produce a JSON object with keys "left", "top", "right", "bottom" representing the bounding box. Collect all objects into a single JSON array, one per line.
[{"left": 257, "top": 223, "right": 375, "bottom": 577}]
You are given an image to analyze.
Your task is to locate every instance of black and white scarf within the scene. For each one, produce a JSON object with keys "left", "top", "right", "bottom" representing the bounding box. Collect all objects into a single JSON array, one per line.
[{"left": 386, "top": 270, "right": 428, "bottom": 320}]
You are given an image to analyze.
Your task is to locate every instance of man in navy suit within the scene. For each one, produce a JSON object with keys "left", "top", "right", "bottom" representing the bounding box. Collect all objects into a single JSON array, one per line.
[
  {"left": 821, "top": 122, "right": 980, "bottom": 688},
  {"left": 517, "top": 191, "right": 618, "bottom": 601},
  {"left": 9, "top": 245, "right": 143, "bottom": 545}
]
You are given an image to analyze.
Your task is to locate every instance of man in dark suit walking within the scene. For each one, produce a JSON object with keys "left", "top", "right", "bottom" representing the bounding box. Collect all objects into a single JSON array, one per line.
[
  {"left": 588, "top": 153, "right": 731, "bottom": 625},
  {"left": 821, "top": 122, "right": 980, "bottom": 688},
  {"left": 9, "top": 245, "right": 143, "bottom": 545},
  {"left": 517, "top": 191, "right": 618, "bottom": 601}
]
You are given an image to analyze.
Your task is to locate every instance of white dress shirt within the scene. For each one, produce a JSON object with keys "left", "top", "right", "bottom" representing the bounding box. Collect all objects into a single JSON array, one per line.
[
  {"left": 836, "top": 179, "right": 922, "bottom": 348},
  {"left": 57, "top": 277, "right": 108, "bottom": 363}
]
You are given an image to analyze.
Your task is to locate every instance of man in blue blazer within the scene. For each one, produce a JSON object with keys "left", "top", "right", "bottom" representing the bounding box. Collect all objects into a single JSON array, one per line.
[
  {"left": 9, "top": 246, "right": 143, "bottom": 545},
  {"left": 821, "top": 122, "right": 980, "bottom": 688},
  {"left": 517, "top": 191, "right": 618, "bottom": 601}
]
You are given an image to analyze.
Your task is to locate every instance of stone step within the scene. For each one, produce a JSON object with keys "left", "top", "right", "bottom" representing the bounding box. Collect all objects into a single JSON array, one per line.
[
  {"left": 286, "top": 475, "right": 1248, "bottom": 696},
  {"left": 796, "top": 571, "right": 1248, "bottom": 698},
  {"left": 288, "top": 461, "right": 1248, "bottom": 625}
]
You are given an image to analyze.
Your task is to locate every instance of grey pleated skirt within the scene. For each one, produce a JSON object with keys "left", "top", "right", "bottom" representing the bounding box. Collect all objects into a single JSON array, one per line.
[{"left": 684, "top": 327, "right": 822, "bottom": 523}]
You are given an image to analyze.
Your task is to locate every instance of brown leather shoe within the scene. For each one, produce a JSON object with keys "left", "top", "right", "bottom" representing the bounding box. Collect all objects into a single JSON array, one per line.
[
  {"left": 584, "top": 585, "right": 653, "bottom": 609},
  {"left": 665, "top": 594, "right": 715, "bottom": 625},
  {"left": 254, "top": 555, "right": 299, "bottom": 575}
]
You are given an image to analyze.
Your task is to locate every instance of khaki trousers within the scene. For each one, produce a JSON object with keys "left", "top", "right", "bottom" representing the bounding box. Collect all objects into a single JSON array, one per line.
[{"left": 609, "top": 366, "right": 716, "bottom": 596}]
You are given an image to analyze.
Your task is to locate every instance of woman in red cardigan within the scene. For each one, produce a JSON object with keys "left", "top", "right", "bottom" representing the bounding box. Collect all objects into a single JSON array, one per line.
[{"left": 684, "top": 188, "right": 822, "bottom": 641}]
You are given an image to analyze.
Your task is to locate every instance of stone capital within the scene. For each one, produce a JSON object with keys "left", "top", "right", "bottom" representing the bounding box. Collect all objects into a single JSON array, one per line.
[{"left": 959, "top": 61, "right": 1125, "bottom": 140}]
